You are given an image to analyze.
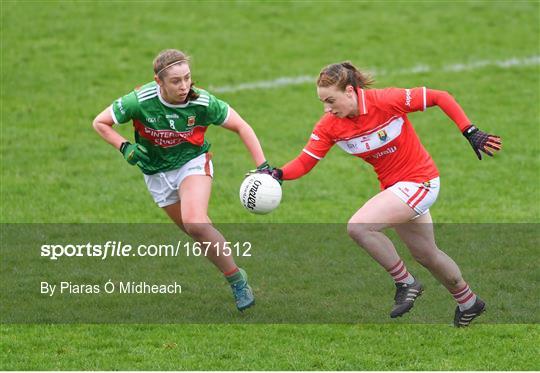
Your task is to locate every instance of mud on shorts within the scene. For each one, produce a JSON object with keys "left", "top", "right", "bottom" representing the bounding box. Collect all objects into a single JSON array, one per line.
[
  {"left": 388, "top": 177, "right": 440, "bottom": 216},
  {"left": 143, "top": 152, "right": 213, "bottom": 207}
]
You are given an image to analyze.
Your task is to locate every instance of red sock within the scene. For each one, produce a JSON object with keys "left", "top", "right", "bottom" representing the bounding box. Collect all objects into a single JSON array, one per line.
[
  {"left": 223, "top": 267, "right": 239, "bottom": 277},
  {"left": 387, "top": 259, "right": 415, "bottom": 285},
  {"left": 451, "top": 283, "right": 477, "bottom": 311}
]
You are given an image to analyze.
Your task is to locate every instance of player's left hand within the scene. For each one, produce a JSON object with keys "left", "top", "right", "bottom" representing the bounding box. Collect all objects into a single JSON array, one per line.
[{"left": 462, "top": 125, "right": 502, "bottom": 160}]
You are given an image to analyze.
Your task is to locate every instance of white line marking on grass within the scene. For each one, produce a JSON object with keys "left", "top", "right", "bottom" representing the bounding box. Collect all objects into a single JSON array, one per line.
[
  {"left": 210, "top": 55, "right": 540, "bottom": 93},
  {"left": 212, "top": 75, "right": 314, "bottom": 93}
]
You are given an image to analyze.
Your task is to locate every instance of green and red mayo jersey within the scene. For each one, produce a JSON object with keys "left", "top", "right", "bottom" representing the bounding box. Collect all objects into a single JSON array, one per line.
[
  {"left": 294, "top": 87, "right": 471, "bottom": 189},
  {"left": 111, "top": 82, "right": 229, "bottom": 175}
]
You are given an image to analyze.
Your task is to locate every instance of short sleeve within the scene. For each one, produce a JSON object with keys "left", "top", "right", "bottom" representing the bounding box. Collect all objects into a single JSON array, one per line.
[
  {"left": 111, "top": 91, "right": 139, "bottom": 124},
  {"left": 303, "top": 120, "right": 335, "bottom": 160},
  {"left": 205, "top": 92, "right": 230, "bottom": 125},
  {"left": 376, "top": 87, "right": 427, "bottom": 115}
]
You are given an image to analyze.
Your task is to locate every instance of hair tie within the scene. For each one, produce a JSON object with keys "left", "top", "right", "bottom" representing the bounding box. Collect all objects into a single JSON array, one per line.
[{"left": 156, "top": 60, "right": 185, "bottom": 76}]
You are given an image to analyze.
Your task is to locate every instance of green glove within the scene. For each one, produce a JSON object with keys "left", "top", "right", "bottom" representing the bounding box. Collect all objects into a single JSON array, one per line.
[
  {"left": 120, "top": 142, "right": 150, "bottom": 166},
  {"left": 255, "top": 161, "right": 272, "bottom": 172},
  {"left": 245, "top": 161, "right": 273, "bottom": 176},
  {"left": 245, "top": 161, "right": 283, "bottom": 184}
]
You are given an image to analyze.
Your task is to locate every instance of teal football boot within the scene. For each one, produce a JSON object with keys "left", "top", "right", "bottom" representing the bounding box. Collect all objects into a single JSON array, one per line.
[{"left": 228, "top": 268, "right": 255, "bottom": 311}]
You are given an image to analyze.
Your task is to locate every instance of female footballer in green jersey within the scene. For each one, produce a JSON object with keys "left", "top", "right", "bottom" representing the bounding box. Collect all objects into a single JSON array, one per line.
[{"left": 93, "top": 49, "right": 272, "bottom": 311}]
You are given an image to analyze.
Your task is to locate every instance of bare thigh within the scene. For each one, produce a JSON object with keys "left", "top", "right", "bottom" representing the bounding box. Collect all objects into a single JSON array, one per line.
[
  {"left": 347, "top": 189, "right": 418, "bottom": 269},
  {"left": 349, "top": 189, "right": 418, "bottom": 227},
  {"left": 162, "top": 202, "right": 187, "bottom": 233},
  {"left": 161, "top": 174, "right": 213, "bottom": 228},
  {"left": 393, "top": 212, "right": 438, "bottom": 260},
  {"left": 179, "top": 175, "right": 213, "bottom": 224}
]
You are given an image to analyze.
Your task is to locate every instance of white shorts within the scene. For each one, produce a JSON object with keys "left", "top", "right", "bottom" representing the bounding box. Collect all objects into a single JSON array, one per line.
[
  {"left": 143, "top": 153, "right": 213, "bottom": 207},
  {"left": 388, "top": 177, "right": 440, "bottom": 216}
]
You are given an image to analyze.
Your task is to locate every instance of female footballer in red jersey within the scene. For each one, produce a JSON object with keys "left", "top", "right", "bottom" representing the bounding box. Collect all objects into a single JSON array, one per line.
[
  {"left": 262, "top": 62, "right": 501, "bottom": 326},
  {"left": 93, "top": 49, "right": 275, "bottom": 312}
]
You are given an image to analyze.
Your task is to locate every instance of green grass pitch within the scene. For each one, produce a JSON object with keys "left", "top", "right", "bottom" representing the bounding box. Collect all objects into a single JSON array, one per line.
[{"left": 1, "top": 1, "right": 539, "bottom": 370}]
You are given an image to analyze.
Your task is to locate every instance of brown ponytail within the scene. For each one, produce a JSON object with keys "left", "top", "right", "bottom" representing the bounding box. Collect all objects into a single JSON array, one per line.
[{"left": 317, "top": 61, "right": 374, "bottom": 91}]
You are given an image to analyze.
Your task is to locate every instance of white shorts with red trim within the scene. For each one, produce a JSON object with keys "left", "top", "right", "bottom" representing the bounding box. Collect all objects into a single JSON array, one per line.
[
  {"left": 388, "top": 177, "right": 440, "bottom": 216},
  {"left": 143, "top": 152, "right": 213, "bottom": 207}
]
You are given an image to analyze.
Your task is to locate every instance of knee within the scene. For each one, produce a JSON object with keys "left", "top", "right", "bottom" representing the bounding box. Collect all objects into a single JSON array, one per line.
[
  {"left": 182, "top": 215, "right": 211, "bottom": 238},
  {"left": 183, "top": 223, "right": 206, "bottom": 238},
  {"left": 411, "top": 245, "right": 441, "bottom": 267},
  {"left": 411, "top": 251, "right": 435, "bottom": 267},
  {"left": 347, "top": 219, "right": 363, "bottom": 239},
  {"left": 347, "top": 219, "right": 377, "bottom": 244}
]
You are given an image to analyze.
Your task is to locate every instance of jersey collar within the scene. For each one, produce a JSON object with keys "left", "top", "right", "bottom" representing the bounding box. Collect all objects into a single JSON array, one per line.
[
  {"left": 357, "top": 88, "right": 368, "bottom": 115},
  {"left": 157, "top": 86, "right": 191, "bottom": 108}
]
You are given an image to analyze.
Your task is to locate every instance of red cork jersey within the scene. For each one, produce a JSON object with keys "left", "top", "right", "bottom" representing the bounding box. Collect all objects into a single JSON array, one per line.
[{"left": 304, "top": 87, "right": 439, "bottom": 189}]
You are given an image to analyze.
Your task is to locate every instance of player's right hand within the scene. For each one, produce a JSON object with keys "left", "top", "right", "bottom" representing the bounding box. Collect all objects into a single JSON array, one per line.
[
  {"left": 462, "top": 125, "right": 502, "bottom": 160},
  {"left": 120, "top": 142, "right": 150, "bottom": 166},
  {"left": 245, "top": 161, "right": 283, "bottom": 183},
  {"left": 261, "top": 168, "right": 283, "bottom": 184}
]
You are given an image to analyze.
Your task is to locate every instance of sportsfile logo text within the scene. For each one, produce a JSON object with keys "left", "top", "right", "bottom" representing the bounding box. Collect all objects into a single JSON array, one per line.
[
  {"left": 41, "top": 241, "right": 132, "bottom": 260},
  {"left": 40, "top": 241, "right": 252, "bottom": 260}
]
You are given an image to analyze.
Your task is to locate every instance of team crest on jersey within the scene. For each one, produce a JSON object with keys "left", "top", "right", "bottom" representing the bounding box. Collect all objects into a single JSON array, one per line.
[
  {"left": 378, "top": 130, "right": 388, "bottom": 142},
  {"left": 187, "top": 116, "right": 196, "bottom": 127}
]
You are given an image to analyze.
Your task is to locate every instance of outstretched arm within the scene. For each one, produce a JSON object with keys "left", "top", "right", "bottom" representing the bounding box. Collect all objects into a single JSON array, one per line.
[
  {"left": 252, "top": 151, "right": 319, "bottom": 183},
  {"left": 221, "top": 107, "right": 266, "bottom": 167},
  {"left": 245, "top": 118, "right": 332, "bottom": 182},
  {"left": 280, "top": 152, "right": 319, "bottom": 180}
]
